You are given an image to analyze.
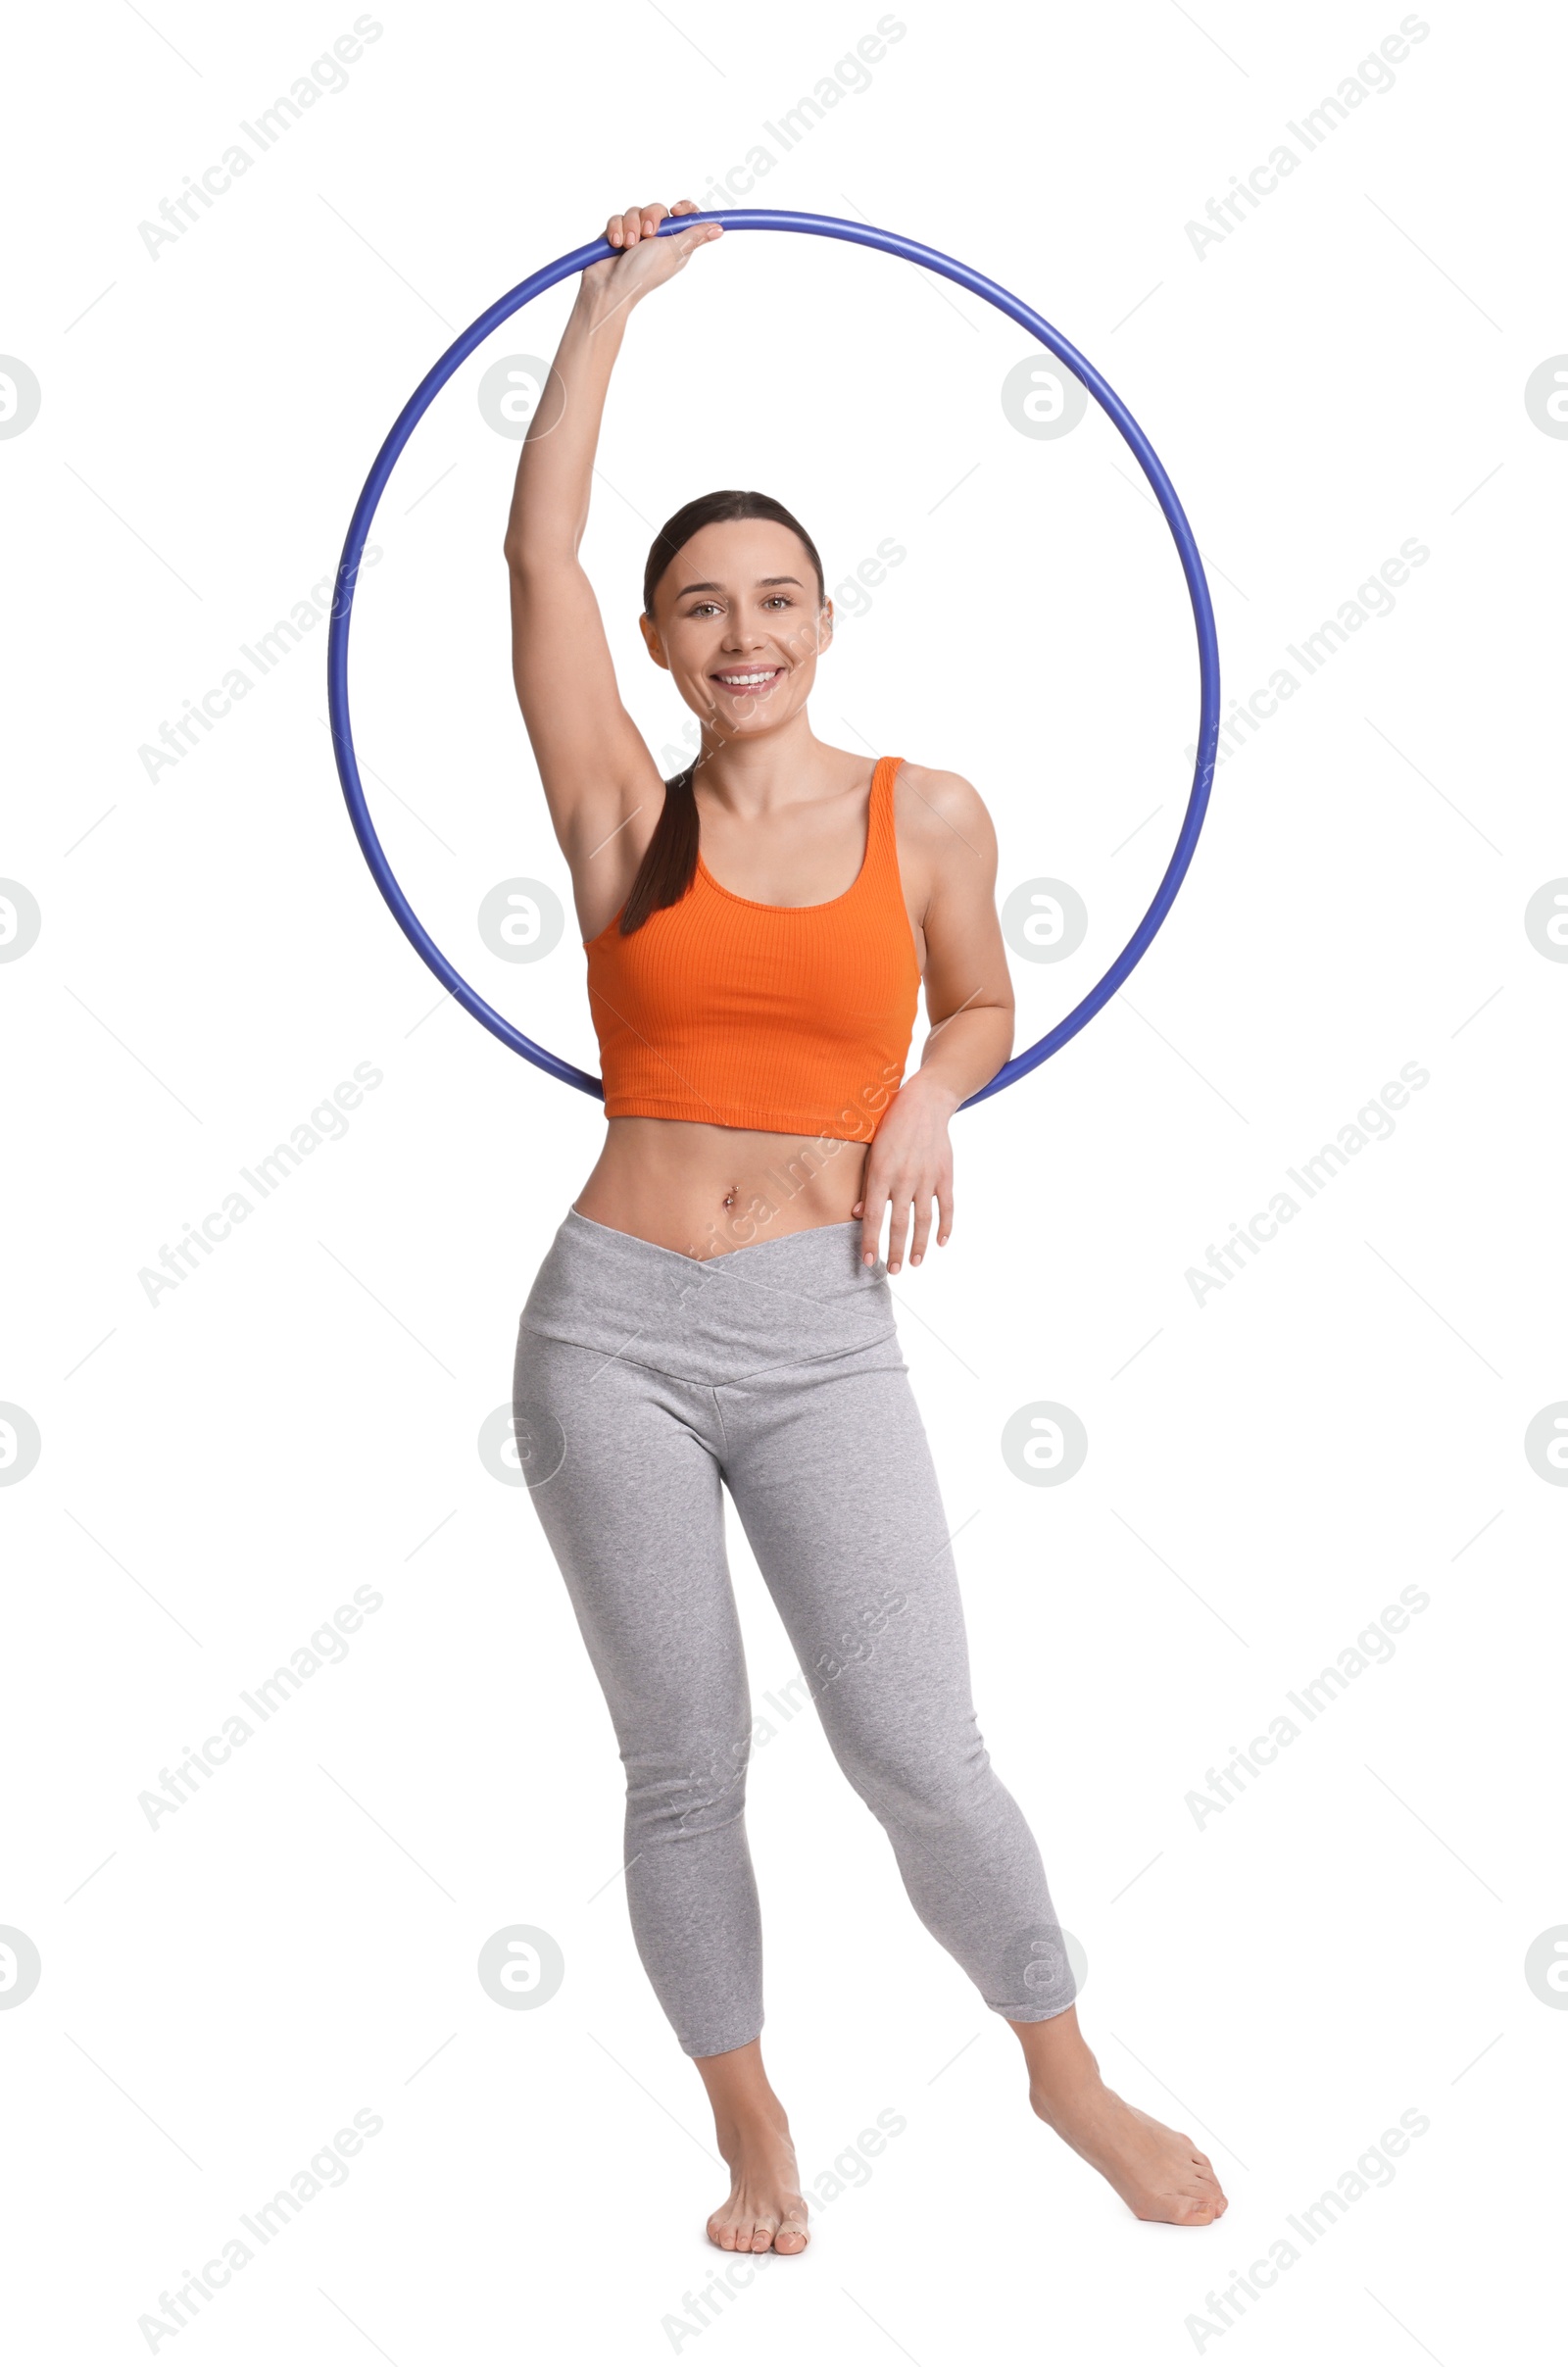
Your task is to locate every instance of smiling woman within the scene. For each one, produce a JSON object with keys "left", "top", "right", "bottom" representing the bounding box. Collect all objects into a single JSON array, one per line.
[{"left": 494, "top": 192, "right": 1231, "bottom": 2261}]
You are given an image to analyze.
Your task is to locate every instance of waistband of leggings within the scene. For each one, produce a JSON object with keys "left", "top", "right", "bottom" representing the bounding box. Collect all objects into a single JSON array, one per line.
[
  {"left": 563, "top": 1206, "right": 873, "bottom": 1270},
  {"left": 518, "top": 1206, "right": 896, "bottom": 1382}
]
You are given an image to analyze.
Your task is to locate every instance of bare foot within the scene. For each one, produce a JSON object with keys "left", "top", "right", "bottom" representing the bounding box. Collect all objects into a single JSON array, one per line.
[
  {"left": 1011, "top": 2007, "right": 1228, "bottom": 2226},
  {"left": 706, "top": 2110, "right": 810, "bottom": 2254},
  {"left": 693, "top": 2039, "right": 809, "bottom": 2254},
  {"left": 1032, "top": 2081, "right": 1228, "bottom": 2224}
]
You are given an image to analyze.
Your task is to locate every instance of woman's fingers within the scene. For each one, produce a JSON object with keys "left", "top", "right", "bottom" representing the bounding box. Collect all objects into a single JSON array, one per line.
[
  {"left": 585, "top": 194, "right": 716, "bottom": 305},
  {"left": 607, "top": 201, "right": 662, "bottom": 247},
  {"left": 854, "top": 1188, "right": 883, "bottom": 1270},
  {"left": 857, "top": 1173, "right": 952, "bottom": 1272},
  {"left": 893, "top": 1178, "right": 952, "bottom": 1270},
  {"left": 602, "top": 199, "right": 719, "bottom": 264},
  {"left": 884, "top": 1182, "right": 912, "bottom": 1275},
  {"left": 913, "top": 1165, "right": 954, "bottom": 1261}
]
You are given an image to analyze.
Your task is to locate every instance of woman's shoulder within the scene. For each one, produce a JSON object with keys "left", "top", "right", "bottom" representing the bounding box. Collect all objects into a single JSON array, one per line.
[{"left": 888, "top": 758, "right": 1000, "bottom": 856}]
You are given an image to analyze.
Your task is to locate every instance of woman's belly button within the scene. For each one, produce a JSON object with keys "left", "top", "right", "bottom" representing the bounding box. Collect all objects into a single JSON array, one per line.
[{"left": 576, "top": 1125, "right": 867, "bottom": 1257}]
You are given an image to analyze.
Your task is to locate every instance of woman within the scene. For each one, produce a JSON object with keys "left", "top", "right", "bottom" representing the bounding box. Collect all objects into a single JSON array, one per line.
[{"left": 506, "top": 196, "right": 1227, "bottom": 2252}]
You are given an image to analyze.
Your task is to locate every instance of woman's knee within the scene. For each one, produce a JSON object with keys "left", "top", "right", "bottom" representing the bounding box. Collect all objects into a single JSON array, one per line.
[
  {"left": 624, "top": 1720, "right": 757, "bottom": 1841},
  {"left": 828, "top": 1712, "right": 997, "bottom": 1832}
]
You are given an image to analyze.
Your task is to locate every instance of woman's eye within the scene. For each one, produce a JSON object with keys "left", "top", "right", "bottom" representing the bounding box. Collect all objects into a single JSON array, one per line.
[{"left": 686, "top": 595, "right": 791, "bottom": 616}]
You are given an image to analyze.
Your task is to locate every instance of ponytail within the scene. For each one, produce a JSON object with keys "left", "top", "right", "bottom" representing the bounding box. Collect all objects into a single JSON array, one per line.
[{"left": 618, "top": 768, "right": 700, "bottom": 935}]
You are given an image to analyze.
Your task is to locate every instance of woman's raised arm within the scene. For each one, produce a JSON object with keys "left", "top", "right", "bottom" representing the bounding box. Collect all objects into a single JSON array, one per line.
[{"left": 503, "top": 199, "right": 722, "bottom": 887}]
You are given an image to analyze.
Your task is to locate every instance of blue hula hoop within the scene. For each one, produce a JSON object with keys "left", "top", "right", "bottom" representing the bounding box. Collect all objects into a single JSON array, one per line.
[{"left": 326, "top": 207, "right": 1220, "bottom": 1110}]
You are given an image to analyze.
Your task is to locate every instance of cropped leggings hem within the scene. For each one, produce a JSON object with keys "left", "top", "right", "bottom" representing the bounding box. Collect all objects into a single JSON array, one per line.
[{"left": 514, "top": 1208, "right": 1078, "bottom": 2056}]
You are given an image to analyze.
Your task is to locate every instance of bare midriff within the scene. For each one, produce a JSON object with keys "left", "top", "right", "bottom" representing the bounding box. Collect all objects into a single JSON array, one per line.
[{"left": 571, "top": 1116, "right": 870, "bottom": 1262}]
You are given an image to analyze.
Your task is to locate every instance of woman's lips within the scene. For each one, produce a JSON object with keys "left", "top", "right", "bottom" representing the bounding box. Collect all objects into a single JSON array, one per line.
[{"left": 710, "top": 666, "right": 784, "bottom": 698}]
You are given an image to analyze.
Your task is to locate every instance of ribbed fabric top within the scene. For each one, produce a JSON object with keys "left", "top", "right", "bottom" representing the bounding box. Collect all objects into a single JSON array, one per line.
[{"left": 584, "top": 756, "right": 921, "bottom": 1142}]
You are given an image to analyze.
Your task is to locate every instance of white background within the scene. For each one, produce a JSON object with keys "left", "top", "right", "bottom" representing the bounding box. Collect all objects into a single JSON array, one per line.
[{"left": 4, "top": 1, "right": 1563, "bottom": 2359}]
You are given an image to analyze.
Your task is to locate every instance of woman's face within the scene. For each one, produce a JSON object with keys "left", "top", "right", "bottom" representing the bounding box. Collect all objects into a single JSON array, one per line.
[{"left": 641, "top": 518, "right": 831, "bottom": 736}]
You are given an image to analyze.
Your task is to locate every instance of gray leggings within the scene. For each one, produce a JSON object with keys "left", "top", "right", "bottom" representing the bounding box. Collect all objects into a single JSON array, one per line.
[{"left": 514, "top": 1206, "right": 1076, "bottom": 2058}]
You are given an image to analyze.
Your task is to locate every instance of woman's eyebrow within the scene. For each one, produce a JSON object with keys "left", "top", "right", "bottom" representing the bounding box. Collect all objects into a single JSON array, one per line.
[{"left": 673, "top": 574, "right": 806, "bottom": 597}]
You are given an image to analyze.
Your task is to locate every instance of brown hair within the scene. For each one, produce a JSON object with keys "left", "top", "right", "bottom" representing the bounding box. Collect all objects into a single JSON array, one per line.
[{"left": 618, "top": 490, "right": 826, "bottom": 935}]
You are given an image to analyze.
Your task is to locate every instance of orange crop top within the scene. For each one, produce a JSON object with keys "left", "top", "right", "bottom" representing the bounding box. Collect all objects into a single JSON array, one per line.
[{"left": 584, "top": 755, "right": 921, "bottom": 1143}]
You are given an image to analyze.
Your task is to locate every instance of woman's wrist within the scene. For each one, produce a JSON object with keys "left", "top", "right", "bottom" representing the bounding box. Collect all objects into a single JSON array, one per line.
[
  {"left": 902, "top": 1066, "right": 964, "bottom": 1118},
  {"left": 573, "top": 277, "right": 634, "bottom": 336}
]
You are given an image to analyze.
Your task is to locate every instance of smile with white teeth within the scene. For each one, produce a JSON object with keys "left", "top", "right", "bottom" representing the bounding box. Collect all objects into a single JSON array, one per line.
[{"left": 714, "top": 666, "right": 782, "bottom": 686}]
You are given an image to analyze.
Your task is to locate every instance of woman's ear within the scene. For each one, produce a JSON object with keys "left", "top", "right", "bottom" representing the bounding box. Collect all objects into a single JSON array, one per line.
[{"left": 638, "top": 613, "right": 669, "bottom": 669}]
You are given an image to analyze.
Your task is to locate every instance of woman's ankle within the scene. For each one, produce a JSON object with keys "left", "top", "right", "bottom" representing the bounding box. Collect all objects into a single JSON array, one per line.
[
  {"left": 1008, "top": 2005, "right": 1105, "bottom": 2104},
  {"left": 693, "top": 2039, "right": 794, "bottom": 2147}
]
